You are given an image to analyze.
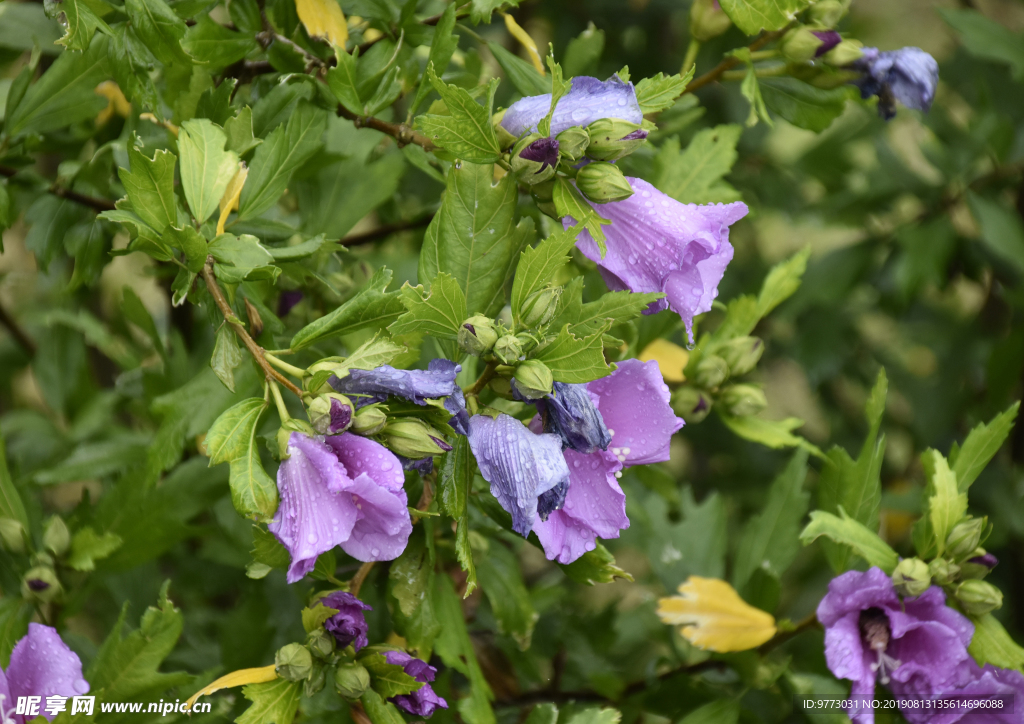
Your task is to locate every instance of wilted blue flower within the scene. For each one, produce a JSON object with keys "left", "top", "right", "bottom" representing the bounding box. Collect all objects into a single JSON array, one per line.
[
  {"left": 536, "top": 382, "right": 612, "bottom": 454},
  {"left": 330, "top": 359, "right": 460, "bottom": 408},
  {"left": 467, "top": 413, "right": 570, "bottom": 537},
  {"left": 0, "top": 624, "right": 90, "bottom": 724},
  {"left": 382, "top": 651, "right": 448, "bottom": 717},
  {"left": 851, "top": 46, "right": 939, "bottom": 120},
  {"left": 320, "top": 591, "right": 372, "bottom": 651},
  {"left": 500, "top": 75, "right": 643, "bottom": 138}
]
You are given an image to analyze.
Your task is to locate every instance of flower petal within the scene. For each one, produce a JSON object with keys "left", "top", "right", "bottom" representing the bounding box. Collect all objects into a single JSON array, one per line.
[
  {"left": 330, "top": 359, "right": 460, "bottom": 408},
  {"left": 321, "top": 591, "right": 372, "bottom": 651},
  {"left": 338, "top": 471, "right": 412, "bottom": 562},
  {"left": 656, "top": 577, "right": 776, "bottom": 653},
  {"left": 323, "top": 433, "right": 405, "bottom": 493},
  {"left": 7, "top": 624, "right": 90, "bottom": 721},
  {"left": 383, "top": 651, "right": 448, "bottom": 718},
  {"left": 815, "top": 567, "right": 900, "bottom": 628},
  {"left": 538, "top": 382, "right": 611, "bottom": 454},
  {"left": 500, "top": 75, "right": 643, "bottom": 138}
]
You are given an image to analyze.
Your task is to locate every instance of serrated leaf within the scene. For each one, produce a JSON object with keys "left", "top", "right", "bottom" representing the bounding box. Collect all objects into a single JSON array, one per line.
[
  {"left": 525, "top": 704, "right": 559, "bottom": 724},
  {"left": 250, "top": 525, "right": 290, "bottom": 572},
  {"left": 718, "top": 0, "right": 812, "bottom": 35},
  {"left": 124, "top": 0, "right": 193, "bottom": 66},
  {"left": 53, "top": 0, "right": 112, "bottom": 51},
  {"left": 511, "top": 227, "right": 578, "bottom": 324},
  {"left": 206, "top": 398, "right": 277, "bottom": 519},
  {"left": 567, "top": 290, "right": 664, "bottom": 338},
  {"left": 635, "top": 69, "right": 693, "bottom": 114},
  {"left": 390, "top": 273, "right": 467, "bottom": 341},
  {"left": 439, "top": 435, "right": 471, "bottom": 520},
  {"left": 67, "top": 527, "right": 123, "bottom": 571},
  {"left": 361, "top": 688, "right": 406, "bottom": 724},
  {"left": 206, "top": 398, "right": 267, "bottom": 464},
  {"left": 476, "top": 542, "right": 537, "bottom": 650},
  {"left": 418, "top": 67, "right": 501, "bottom": 163},
  {"left": 211, "top": 325, "right": 245, "bottom": 392},
  {"left": 561, "top": 542, "right": 633, "bottom": 585},
  {"left": 922, "top": 449, "right": 966, "bottom": 557},
  {"left": 653, "top": 124, "right": 741, "bottom": 205},
  {"left": 164, "top": 224, "right": 209, "bottom": 273},
  {"left": 759, "top": 78, "right": 852, "bottom": 133},
  {"left": 178, "top": 118, "right": 239, "bottom": 224},
  {"left": 487, "top": 41, "right": 547, "bottom": 98},
  {"left": 554, "top": 176, "right": 609, "bottom": 253},
  {"left": 534, "top": 323, "right": 613, "bottom": 384},
  {"left": 953, "top": 402, "right": 1020, "bottom": 492},
  {"left": 225, "top": 106, "right": 262, "bottom": 156},
  {"left": 799, "top": 509, "right": 899, "bottom": 574},
  {"left": 567, "top": 709, "right": 622, "bottom": 724},
  {"left": 301, "top": 603, "right": 339, "bottom": 633},
  {"left": 411, "top": 3, "right": 460, "bottom": 113},
  {"left": 182, "top": 15, "right": 258, "bottom": 67},
  {"left": 968, "top": 613, "right": 1024, "bottom": 672},
  {"left": 361, "top": 651, "right": 425, "bottom": 698},
  {"left": 237, "top": 678, "right": 301, "bottom": 724}
]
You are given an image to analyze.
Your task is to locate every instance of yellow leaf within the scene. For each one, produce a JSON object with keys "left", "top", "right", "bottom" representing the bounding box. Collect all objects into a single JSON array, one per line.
[
  {"left": 656, "top": 576, "right": 776, "bottom": 653},
  {"left": 296, "top": 0, "right": 348, "bottom": 47},
  {"left": 501, "top": 12, "right": 544, "bottom": 75},
  {"left": 640, "top": 338, "right": 689, "bottom": 383},
  {"left": 216, "top": 163, "right": 248, "bottom": 236},
  {"left": 184, "top": 665, "right": 277, "bottom": 711},
  {"left": 95, "top": 81, "right": 131, "bottom": 126}
]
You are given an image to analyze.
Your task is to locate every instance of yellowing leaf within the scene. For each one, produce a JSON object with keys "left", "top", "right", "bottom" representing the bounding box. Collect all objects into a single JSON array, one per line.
[
  {"left": 185, "top": 665, "right": 278, "bottom": 710},
  {"left": 217, "top": 162, "right": 249, "bottom": 235},
  {"left": 296, "top": 0, "right": 348, "bottom": 47},
  {"left": 95, "top": 81, "right": 131, "bottom": 125},
  {"left": 656, "top": 576, "right": 776, "bottom": 652},
  {"left": 501, "top": 12, "right": 544, "bottom": 75},
  {"left": 640, "top": 338, "right": 689, "bottom": 383}
]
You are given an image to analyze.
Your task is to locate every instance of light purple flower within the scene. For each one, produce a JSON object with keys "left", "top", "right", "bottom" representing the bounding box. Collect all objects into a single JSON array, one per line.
[
  {"left": 893, "top": 659, "right": 1024, "bottom": 724},
  {"left": 565, "top": 177, "right": 748, "bottom": 341},
  {"left": 320, "top": 591, "right": 372, "bottom": 651},
  {"left": 270, "top": 432, "right": 412, "bottom": 583},
  {"left": 467, "top": 414, "right": 570, "bottom": 537},
  {"left": 382, "top": 651, "right": 448, "bottom": 717},
  {"left": 0, "top": 624, "right": 90, "bottom": 724},
  {"left": 851, "top": 46, "right": 939, "bottom": 120},
  {"left": 530, "top": 382, "right": 611, "bottom": 454},
  {"left": 500, "top": 75, "right": 643, "bottom": 138},
  {"left": 330, "top": 359, "right": 460, "bottom": 408}
]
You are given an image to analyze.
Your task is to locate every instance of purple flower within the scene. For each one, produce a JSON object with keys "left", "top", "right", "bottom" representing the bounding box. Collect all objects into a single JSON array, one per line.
[
  {"left": 382, "top": 651, "right": 448, "bottom": 717},
  {"left": 0, "top": 624, "right": 90, "bottom": 724},
  {"left": 443, "top": 386, "right": 470, "bottom": 437},
  {"left": 817, "top": 567, "right": 974, "bottom": 724},
  {"left": 278, "top": 290, "right": 303, "bottom": 317},
  {"left": 269, "top": 432, "right": 413, "bottom": 583},
  {"left": 812, "top": 30, "right": 841, "bottom": 56},
  {"left": 565, "top": 177, "right": 748, "bottom": 341},
  {"left": 534, "top": 382, "right": 611, "bottom": 454},
  {"left": 330, "top": 359, "right": 460, "bottom": 409},
  {"left": 320, "top": 591, "right": 372, "bottom": 651},
  {"left": 532, "top": 359, "right": 683, "bottom": 563},
  {"left": 500, "top": 75, "right": 643, "bottom": 138},
  {"left": 850, "top": 46, "right": 939, "bottom": 120},
  {"left": 519, "top": 137, "right": 560, "bottom": 172},
  {"left": 893, "top": 659, "right": 1024, "bottom": 724},
  {"left": 467, "top": 414, "right": 570, "bottom": 537}
]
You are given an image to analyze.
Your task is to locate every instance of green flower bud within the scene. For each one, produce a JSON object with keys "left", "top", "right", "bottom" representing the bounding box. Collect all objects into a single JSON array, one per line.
[
  {"left": 928, "top": 558, "right": 960, "bottom": 586},
  {"left": 780, "top": 27, "right": 826, "bottom": 63},
  {"left": 717, "top": 336, "right": 764, "bottom": 377},
  {"left": 514, "top": 360, "right": 554, "bottom": 399},
  {"left": 693, "top": 354, "right": 729, "bottom": 389},
  {"left": 350, "top": 405, "right": 388, "bottom": 436},
  {"left": 22, "top": 566, "right": 62, "bottom": 603},
  {"left": 955, "top": 579, "right": 1003, "bottom": 616},
  {"left": 520, "top": 287, "right": 561, "bottom": 328},
  {"left": 809, "top": 0, "right": 849, "bottom": 28},
  {"left": 575, "top": 162, "right": 634, "bottom": 204},
  {"left": 960, "top": 560, "right": 992, "bottom": 581},
  {"left": 531, "top": 179, "right": 558, "bottom": 218},
  {"left": 42, "top": 516, "right": 70, "bottom": 557},
  {"left": 488, "top": 376, "right": 515, "bottom": 399},
  {"left": 892, "top": 557, "right": 931, "bottom": 598},
  {"left": 307, "top": 628, "right": 336, "bottom": 660},
  {"left": 275, "top": 643, "right": 313, "bottom": 682},
  {"left": 585, "top": 118, "right": 648, "bottom": 162},
  {"left": 334, "top": 662, "right": 371, "bottom": 699},
  {"left": 458, "top": 315, "right": 499, "bottom": 356},
  {"left": 510, "top": 134, "right": 559, "bottom": 185},
  {"left": 0, "top": 517, "right": 27, "bottom": 553},
  {"left": 946, "top": 517, "right": 986, "bottom": 561},
  {"left": 492, "top": 109, "right": 518, "bottom": 150},
  {"left": 308, "top": 393, "right": 355, "bottom": 435},
  {"left": 719, "top": 384, "right": 768, "bottom": 417},
  {"left": 689, "top": 0, "right": 732, "bottom": 41},
  {"left": 277, "top": 419, "right": 316, "bottom": 460},
  {"left": 494, "top": 335, "right": 524, "bottom": 365},
  {"left": 671, "top": 386, "right": 713, "bottom": 424},
  {"left": 304, "top": 662, "right": 327, "bottom": 697},
  {"left": 555, "top": 126, "right": 590, "bottom": 163},
  {"left": 382, "top": 419, "right": 452, "bottom": 459},
  {"left": 822, "top": 39, "right": 864, "bottom": 66}
]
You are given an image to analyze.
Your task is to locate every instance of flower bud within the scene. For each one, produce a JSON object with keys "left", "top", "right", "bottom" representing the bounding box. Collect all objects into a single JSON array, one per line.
[
  {"left": 576, "top": 162, "right": 634, "bottom": 204},
  {"left": 693, "top": 354, "right": 729, "bottom": 389},
  {"left": 809, "top": 0, "right": 849, "bottom": 28},
  {"left": 304, "top": 662, "right": 327, "bottom": 697},
  {"left": 891, "top": 557, "right": 931, "bottom": 598},
  {"left": 494, "top": 335, "right": 524, "bottom": 365},
  {"left": 780, "top": 27, "right": 827, "bottom": 63},
  {"left": 334, "top": 662, "right": 371, "bottom": 699},
  {"left": 488, "top": 376, "right": 515, "bottom": 399},
  {"left": 555, "top": 126, "right": 590, "bottom": 163},
  {"left": 308, "top": 393, "right": 355, "bottom": 435},
  {"left": 510, "top": 134, "right": 559, "bottom": 185},
  {"left": 458, "top": 315, "right": 499, "bottom": 356},
  {"left": 689, "top": 0, "right": 732, "bottom": 41},
  {"left": 275, "top": 643, "right": 313, "bottom": 682},
  {"left": 382, "top": 419, "right": 453, "bottom": 459},
  {"left": 519, "top": 287, "right": 561, "bottom": 328},
  {"left": 955, "top": 580, "right": 1003, "bottom": 616},
  {"left": 585, "top": 118, "right": 648, "bottom": 162},
  {"left": 822, "top": 39, "right": 864, "bottom": 66},
  {"left": 719, "top": 384, "right": 768, "bottom": 417},
  {"left": 671, "top": 386, "right": 712, "bottom": 424},
  {"left": 513, "top": 360, "right": 554, "bottom": 399},
  {"left": 531, "top": 180, "right": 558, "bottom": 219},
  {"left": 0, "top": 517, "right": 27, "bottom": 553},
  {"left": 960, "top": 552, "right": 998, "bottom": 580},
  {"left": 276, "top": 419, "right": 316, "bottom": 460},
  {"left": 350, "top": 405, "right": 388, "bottom": 436},
  {"left": 492, "top": 109, "right": 517, "bottom": 150},
  {"left": 307, "top": 628, "right": 336, "bottom": 659},
  {"left": 22, "top": 566, "right": 62, "bottom": 603},
  {"left": 928, "top": 558, "right": 960, "bottom": 586},
  {"left": 717, "top": 336, "right": 764, "bottom": 377},
  {"left": 946, "top": 517, "right": 986, "bottom": 561},
  {"left": 42, "top": 516, "right": 71, "bottom": 557}
]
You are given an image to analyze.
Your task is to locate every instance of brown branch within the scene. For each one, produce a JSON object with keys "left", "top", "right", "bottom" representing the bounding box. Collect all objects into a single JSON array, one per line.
[
  {"left": 0, "top": 165, "right": 116, "bottom": 213},
  {"left": 336, "top": 106, "right": 437, "bottom": 151},
  {"left": 201, "top": 258, "right": 303, "bottom": 397},
  {"left": 464, "top": 360, "right": 498, "bottom": 397},
  {"left": 349, "top": 561, "right": 376, "bottom": 597},
  {"left": 684, "top": 26, "right": 792, "bottom": 95},
  {"left": 341, "top": 214, "right": 435, "bottom": 246},
  {"left": 0, "top": 301, "right": 36, "bottom": 356}
]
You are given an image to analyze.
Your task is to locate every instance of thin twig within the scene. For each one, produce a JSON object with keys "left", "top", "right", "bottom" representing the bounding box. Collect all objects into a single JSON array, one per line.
[
  {"left": 350, "top": 561, "right": 376, "bottom": 597},
  {"left": 684, "top": 26, "right": 792, "bottom": 95},
  {"left": 464, "top": 360, "right": 498, "bottom": 397},
  {"left": 0, "top": 165, "right": 116, "bottom": 212},
  {"left": 0, "top": 301, "right": 36, "bottom": 356},
  {"left": 201, "top": 258, "right": 303, "bottom": 397},
  {"left": 758, "top": 611, "right": 821, "bottom": 654},
  {"left": 341, "top": 214, "right": 435, "bottom": 246},
  {"left": 336, "top": 106, "right": 437, "bottom": 151}
]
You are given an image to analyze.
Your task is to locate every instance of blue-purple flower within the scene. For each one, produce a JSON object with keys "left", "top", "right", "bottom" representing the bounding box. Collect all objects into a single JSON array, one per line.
[
  {"left": 892, "top": 659, "right": 1024, "bottom": 724},
  {"left": 320, "top": 591, "right": 372, "bottom": 651},
  {"left": 0, "top": 624, "right": 90, "bottom": 724},
  {"left": 500, "top": 75, "right": 643, "bottom": 138},
  {"left": 382, "top": 651, "right": 448, "bottom": 717},
  {"left": 330, "top": 359, "right": 460, "bottom": 408},
  {"left": 850, "top": 46, "right": 939, "bottom": 120},
  {"left": 535, "top": 382, "right": 611, "bottom": 454},
  {"left": 270, "top": 432, "right": 412, "bottom": 583},
  {"left": 565, "top": 177, "right": 747, "bottom": 340}
]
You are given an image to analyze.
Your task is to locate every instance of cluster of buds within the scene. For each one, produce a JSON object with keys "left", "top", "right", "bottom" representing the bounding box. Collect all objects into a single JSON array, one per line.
[
  {"left": 670, "top": 336, "right": 765, "bottom": 423},
  {"left": 3, "top": 515, "right": 77, "bottom": 604}
]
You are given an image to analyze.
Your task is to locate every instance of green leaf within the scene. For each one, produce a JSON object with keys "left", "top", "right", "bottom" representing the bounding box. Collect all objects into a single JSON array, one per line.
[
  {"left": 361, "top": 651, "right": 425, "bottom": 698},
  {"left": 301, "top": 602, "right": 339, "bottom": 633},
  {"left": 336, "top": 332, "right": 407, "bottom": 373},
  {"left": 554, "top": 177, "right": 609, "bottom": 253},
  {"left": 561, "top": 542, "right": 634, "bottom": 585},
  {"left": 939, "top": 8, "right": 1024, "bottom": 80},
  {"left": 0, "top": 437, "right": 28, "bottom": 530},
  {"left": 922, "top": 449, "right": 966, "bottom": 557},
  {"left": 439, "top": 433, "right": 472, "bottom": 519},
  {"left": 209, "top": 233, "right": 275, "bottom": 280},
  {"left": 718, "top": 0, "right": 812, "bottom": 35},
  {"left": 732, "top": 450, "right": 809, "bottom": 590},
  {"left": 757, "top": 245, "right": 810, "bottom": 318},
  {"left": 108, "top": 23, "right": 159, "bottom": 113},
  {"left": 411, "top": 4, "right": 460, "bottom": 113},
  {"left": 122, "top": 285, "right": 166, "bottom": 358},
  {"left": 469, "top": 0, "right": 518, "bottom": 24},
  {"left": 206, "top": 398, "right": 277, "bottom": 519},
  {"left": 360, "top": 688, "right": 406, "bottom": 724},
  {"left": 237, "top": 678, "right": 302, "bottom": 724},
  {"left": 967, "top": 192, "right": 1024, "bottom": 274},
  {"left": 418, "top": 67, "right": 502, "bottom": 163},
  {"left": 799, "top": 509, "right": 899, "bottom": 574},
  {"left": 124, "top": 0, "right": 192, "bottom": 66},
  {"left": 225, "top": 106, "right": 263, "bottom": 156},
  {"left": 178, "top": 118, "right": 239, "bottom": 224},
  {"left": 566, "top": 290, "right": 664, "bottom": 338},
  {"left": 653, "top": 125, "right": 742, "bottom": 205},
  {"left": 250, "top": 524, "right": 290, "bottom": 575},
  {"left": 290, "top": 267, "right": 406, "bottom": 351},
  {"left": 265, "top": 234, "right": 334, "bottom": 262},
  {"left": 635, "top": 69, "right": 693, "bottom": 114},
  {"left": 164, "top": 224, "right": 209, "bottom": 273},
  {"left": 389, "top": 273, "right": 468, "bottom": 341},
  {"left": 238, "top": 101, "right": 327, "bottom": 220},
  {"left": 389, "top": 531, "right": 434, "bottom": 618},
  {"left": 211, "top": 325, "right": 245, "bottom": 392},
  {"left": 476, "top": 542, "right": 538, "bottom": 650},
  {"left": 759, "top": 78, "right": 852, "bottom": 133},
  {"left": 181, "top": 15, "right": 258, "bottom": 67},
  {"left": 968, "top": 613, "right": 1024, "bottom": 672},
  {"left": 679, "top": 701, "right": 739, "bottom": 724},
  {"left": 487, "top": 42, "right": 547, "bottom": 98},
  {"left": 434, "top": 574, "right": 495, "bottom": 724},
  {"left": 53, "top": 0, "right": 112, "bottom": 51},
  {"left": 456, "top": 517, "right": 477, "bottom": 596},
  {"left": 511, "top": 227, "right": 578, "bottom": 324},
  {"left": 419, "top": 161, "right": 534, "bottom": 317},
  {"left": 563, "top": 24, "right": 606, "bottom": 77},
  {"left": 534, "top": 323, "right": 612, "bottom": 383},
  {"left": 738, "top": 56, "right": 772, "bottom": 128},
  {"left": 327, "top": 48, "right": 362, "bottom": 115},
  {"left": 525, "top": 704, "right": 559, "bottom": 724},
  {"left": 67, "top": 527, "right": 123, "bottom": 571},
  {"left": 297, "top": 153, "right": 406, "bottom": 239},
  {"left": 0, "top": 597, "right": 32, "bottom": 668},
  {"left": 953, "top": 402, "right": 1020, "bottom": 492},
  {"left": 34, "top": 435, "right": 149, "bottom": 484},
  {"left": 566, "top": 709, "right": 622, "bottom": 724}
]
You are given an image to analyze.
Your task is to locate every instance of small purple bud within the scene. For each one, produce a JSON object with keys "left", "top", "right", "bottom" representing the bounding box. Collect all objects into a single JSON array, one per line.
[
  {"left": 812, "top": 30, "right": 842, "bottom": 56},
  {"left": 429, "top": 436, "right": 453, "bottom": 453},
  {"left": 27, "top": 579, "right": 50, "bottom": 592},
  {"left": 278, "top": 290, "right": 303, "bottom": 317},
  {"left": 329, "top": 397, "right": 353, "bottom": 433},
  {"left": 519, "top": 137, "right": 560, "bottom": 171},
  {"left": 969, "top": 553, "right": 999, "bottom": 570},
  {"left": 620, "top": 129, "right": 649, "bottom": 141}
]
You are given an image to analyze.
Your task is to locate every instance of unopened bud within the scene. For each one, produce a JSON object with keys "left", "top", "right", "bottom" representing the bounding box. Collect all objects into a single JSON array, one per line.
[
  {"left": 555, "top": 126, "right": 590, "bottom": 163},
  {"left": 575, "top": 162, "right": 634, "bottom": 204},
  {"left": 671, "top": 386, "right": 712, "bottom": 424},
  {"left": 719, "top": 384, "right": 768, "bottom": 417},
  {"left": 309, "top": 393, "right": 355, "bottom": 435},
  {"left": 717, "top": 336, "right": 764, "bottom": 377},
  {"left": 928, "top": 558, "right": 960, "bottom": 586},
  {"left": 42, "top": 516, "right": 70, "bottom": 557},
  {"left": 693, "top": 354, "right": 729, "bottom": 389},
  {"left": 822, "top": 39, "right": 864, "bottom": 66},
  {"left": 382, "top": 419, "right": 453, "bottom": 459},
  {"left": 513, "top": 360, "right": 554, "bottom": 399},
  {"left": 350, "top": 405, "right": 388, "bottom": 436},
  {"left": 22, "top": 566, "right": 61, "bottom": 603},
  {"left": 809, "top": 0, "right": 849, "bottom": 28},
  {"left": 0, "top": 517, "right": 27, "bottom": 553},
  {"left": 531, "top": 180, "right": 558, "bottom": 218},
  {"left": 960, "top": 552, "right": 998, "bottom": 580},
  {"left": 494, "top": 335, "right": 524, "bottom": 365},
  {"left": 275, "top": 643, "right": 313, "bottom": 681},
  {"left": 458, "top": 315, "right": 499, "bottom": 356},
  {"left": 307, "top": 628, "right": 336, "bottom": 659},
  {"left": 277, "top": 419, "right": 316, "bottom": 460},
  {"left": 585, "top": 118, "right": 648, "bottom": 162},
  {"left": 511, "top": 134, "right": 559, "bottom": 185},
  {"left": 780, "top": 27, "right": 827, "bottom": 63},
  {"left": 492, "top": 109, "right": 517, "bottom": 151},
  {"left": 689, "top": 0, "right": 732, "bottom": 41},
  {"left": 334, "top": 662, "right": 370, "bottom": 699},
  {"left": 892, "top": 558, "right": 931, "bottom": 598},
  {"left": 304, "top": 662, "right": 326, "bottom": 697},
  {"left": 519, "top": 287, "right": 561, "bottom": 328},
  {"left": 945, "top": 517, "right": 986, "bottom": 561},
  {"left": 955, "top": 579, "right": 1003, "bottom": 616}
]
